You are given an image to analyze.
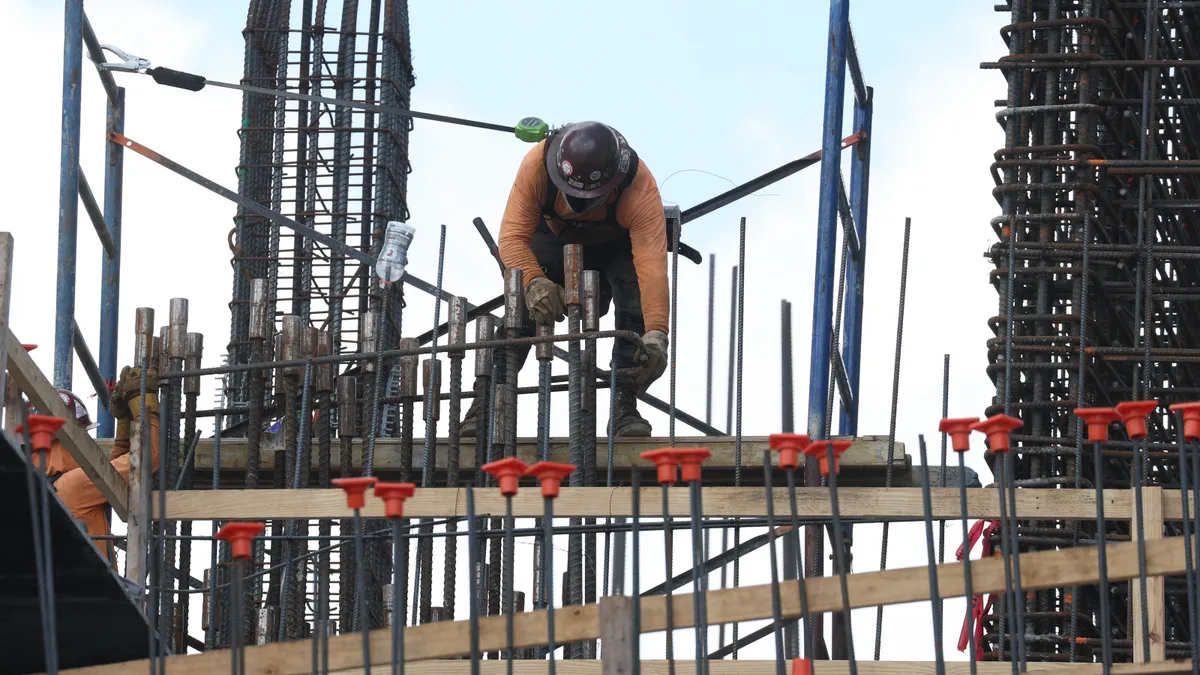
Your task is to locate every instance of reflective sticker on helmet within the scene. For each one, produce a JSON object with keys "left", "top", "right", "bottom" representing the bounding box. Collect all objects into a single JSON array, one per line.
[
  {"left": 617, "top": 149, "right": 631, "bottom": 174},
  {"left": 589, "top": 170, "right": 602, "bottom": 181},
  {"left": 561, "top": 160, "right": 573, "bottom": 177}
]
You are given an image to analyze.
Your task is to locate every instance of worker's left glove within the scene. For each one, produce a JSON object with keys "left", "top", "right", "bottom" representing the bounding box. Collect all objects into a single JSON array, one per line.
[
  {"left": 524, "top": 277, "right": 567, "bottom": 325},
  {"left": 110, "top": 365, "right": 160, "bottom": 421},
  {"left": 633, "top": 330, "right": 669, "bottom": 396}
]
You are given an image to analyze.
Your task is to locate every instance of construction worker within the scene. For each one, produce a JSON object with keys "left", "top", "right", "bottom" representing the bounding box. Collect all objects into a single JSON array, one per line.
[
  {"left": 462, "top": 120, "right": 671, "bottom": 437},
  {"left": 43, "top": 367, "right": 159, "bottom": 561}
]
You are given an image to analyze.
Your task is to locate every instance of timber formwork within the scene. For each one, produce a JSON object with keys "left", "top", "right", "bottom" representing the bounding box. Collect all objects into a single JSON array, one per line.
[{"left": 984, "top": 0, "right": 1200, "bottom": 664}]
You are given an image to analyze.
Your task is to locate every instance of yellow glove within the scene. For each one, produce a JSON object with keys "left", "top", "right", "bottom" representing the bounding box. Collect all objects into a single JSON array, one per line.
[{"left": 110, "top": 366, "right": 160, "bottom": 421}]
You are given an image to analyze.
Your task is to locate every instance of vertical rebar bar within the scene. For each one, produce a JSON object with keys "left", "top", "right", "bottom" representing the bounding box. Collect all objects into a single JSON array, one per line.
[
  {"left": 763, "top": 451, "right": 786, "bottom": 675},
  {"left": 918, "top": 436, "right": 946, "bottom": 675},
  {"left": 875, "top": 216, "right": 911, "bottom": 661}
]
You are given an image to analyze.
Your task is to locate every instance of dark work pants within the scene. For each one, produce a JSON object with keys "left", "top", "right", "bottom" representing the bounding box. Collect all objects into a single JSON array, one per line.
[{"left": 492, "top": 222, "right": 646, "bottom": 378}]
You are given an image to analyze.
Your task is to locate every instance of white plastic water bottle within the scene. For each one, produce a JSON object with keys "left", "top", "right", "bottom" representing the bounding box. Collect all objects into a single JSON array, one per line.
[{"left": 375, "top": 221, "right": 416, "bottom": 284}]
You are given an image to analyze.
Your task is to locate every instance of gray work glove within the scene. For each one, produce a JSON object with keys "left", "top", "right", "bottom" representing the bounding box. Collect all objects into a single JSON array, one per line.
[
  {"left": 634, "top": 330, "right": 669, "bottom": 395},
  {"left": 525, "top": 276, "right": 567, "bottom": 325}
]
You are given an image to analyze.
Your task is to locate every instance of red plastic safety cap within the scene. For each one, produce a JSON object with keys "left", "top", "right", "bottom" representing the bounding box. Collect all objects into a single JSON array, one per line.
[
  {"left": 1074, "top": 407, "right": 1120, "bottom": 443},
  {"left": 215, "top": 522, "right": 266, "bottom": 560},
  {"left": 16, "top": 415, "right": 66, "bottom": 455},
  {"left": 804, "top": 440, "right": 853, "bottom": 477},
  {"left": 374, "top": 482, "right": 416, "bottom": 519},
  {"left": 938, "top": 417, "right": 979, "bottom": 453},
  {"left": 640, "top": 448, "right": 679, "bottom": 485},
  {"left": 525, "top": 461, "right": 576, "bottom": 499},
  {"left": 482, "top": 457, "right": 529, "bottom": 496},
  {"left": 1115, "top": 400, "right": 1159, "bottom": 440},
  {"left": 970, "top": 415, "right": 1023, "bottom": 453},
  {"left": 671, "top": 448, "right": 711, "bottom": 483},
  {"left": 332, "top": 476, "right": 379, "bottom": 510},
  {"left": 1169, "top": 402, "right": 1200, "bottom": 442},
  {"left": 769, "top": 433, "right": 810, "bottom": 470}
]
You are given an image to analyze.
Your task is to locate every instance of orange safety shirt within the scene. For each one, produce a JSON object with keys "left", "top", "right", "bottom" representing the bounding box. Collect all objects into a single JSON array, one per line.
[{"left": 497, "top": 140, "right": 670, "bottom": 335}]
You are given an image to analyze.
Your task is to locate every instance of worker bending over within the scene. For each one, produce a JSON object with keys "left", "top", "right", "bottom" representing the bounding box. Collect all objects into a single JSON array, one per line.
[
  {"left": 42, "top": 366, "right": 159, "bottom": 561},
  {"left": 463, "top": 121, "right": 669, "bottom": 437}
]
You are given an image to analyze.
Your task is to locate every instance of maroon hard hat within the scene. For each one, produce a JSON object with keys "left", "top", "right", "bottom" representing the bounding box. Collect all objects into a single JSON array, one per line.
[
  {"left": 28, "top": 389, "right": 94, "bottom": 429},
  {"left": 545, "top": 121, "right": 634, "bottom": 200}
]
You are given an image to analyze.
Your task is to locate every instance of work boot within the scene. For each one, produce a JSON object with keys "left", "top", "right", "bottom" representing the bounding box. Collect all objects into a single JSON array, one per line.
[{"left": 611, "top": 387, "right": 651, "bottom": 437}]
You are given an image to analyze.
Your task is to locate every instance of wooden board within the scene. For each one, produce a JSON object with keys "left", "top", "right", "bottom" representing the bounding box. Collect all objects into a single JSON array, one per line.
[
  {"left": 155, "top": 485, "right": 1164, "bottom": 522},
  {"left": 55, "top": 535, "right": 1192, "bottom": 675},
  {"left": 316, "top": 660, "right": 1195, "bottom": 675},
  {"left": 1132, "top": 487, "right": 1166, "bottom": 662},
  {"left": 7, "top": 329, "right": 128, "bottom": 518},
  {"left": 165, "top": 435, "right": 905, "bottom": 473}
]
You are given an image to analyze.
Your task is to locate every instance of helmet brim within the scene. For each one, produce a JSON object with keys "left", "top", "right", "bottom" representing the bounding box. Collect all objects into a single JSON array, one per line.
[{"left": 544, "top": 132, "right": 629, "bottom": 200}]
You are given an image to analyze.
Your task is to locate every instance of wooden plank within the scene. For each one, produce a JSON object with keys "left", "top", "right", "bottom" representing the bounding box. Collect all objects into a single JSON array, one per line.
[
  {"left": 599, "top": 597, "right": 634, "bottom": 675},
  {"left": 54, "top": 534, "right": 1192, "bottom": 675},
  {"left": 1132, "top": 487, "right": 1166, "bottom": 663},
  {"left": 316, "top": 660, "right": 1194, "bottom": 675},
  {"left": 0, "top": 233, "right": 13, "bottom": 432},
  {"left": 6, "top": 329, "right": 128, "bottom": 518},
  {"left": 157, "top": 486, "right": 1137, "bottom": 521},
  {"left": 168, "top": 435, "right": 905, "bottom": 473}
]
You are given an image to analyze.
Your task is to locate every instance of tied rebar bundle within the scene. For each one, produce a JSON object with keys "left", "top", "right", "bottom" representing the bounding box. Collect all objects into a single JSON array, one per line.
[{"left": 984, "top": 0, "right": 1200, "bottom": 664}]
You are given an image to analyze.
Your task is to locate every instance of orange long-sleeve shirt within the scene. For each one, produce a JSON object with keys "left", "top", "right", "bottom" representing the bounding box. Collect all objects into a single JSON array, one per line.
[{"left": 497, "top": 140, "right": 670, "bottom": 334}]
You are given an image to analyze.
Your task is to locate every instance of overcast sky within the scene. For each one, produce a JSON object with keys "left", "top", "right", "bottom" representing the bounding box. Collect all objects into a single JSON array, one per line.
[{"left": 3, "top": 0, "right": 1013, "bottom": 664}]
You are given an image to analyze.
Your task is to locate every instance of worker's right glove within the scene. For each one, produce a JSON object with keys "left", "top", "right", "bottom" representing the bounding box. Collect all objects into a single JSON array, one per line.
[
  {"left": 524, "top": 277, "right": 567, "bottom": 325},
  {"left": 633, "top": 330, "right": 669, "bottom": 396},
  {"left": 109, "top": 365, "right": 160, "bottom": 421}
]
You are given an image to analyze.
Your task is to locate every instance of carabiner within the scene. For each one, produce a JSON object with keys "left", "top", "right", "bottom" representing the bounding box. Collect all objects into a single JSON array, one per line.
[{"left": 94, "top": 44, "right": 152, "bottom": 74}]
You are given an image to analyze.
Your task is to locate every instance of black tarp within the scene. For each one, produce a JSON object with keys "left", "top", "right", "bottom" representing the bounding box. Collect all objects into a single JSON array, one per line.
[{"left": 0, "top": 429, "right": 156, "bottom": 673}]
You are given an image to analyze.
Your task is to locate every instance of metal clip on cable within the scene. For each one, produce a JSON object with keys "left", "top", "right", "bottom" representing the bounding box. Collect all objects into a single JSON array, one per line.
[{"left": 95, "top": 44, "right": 207, "bottom": 91}]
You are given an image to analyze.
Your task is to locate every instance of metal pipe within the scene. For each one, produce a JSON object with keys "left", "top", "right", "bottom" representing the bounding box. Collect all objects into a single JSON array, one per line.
[
  {"left": 98, "top": 87, "right": 125, "bottom": 438},
  {"left": 54, "top": 0, "right": 84, "bottom": 390}
]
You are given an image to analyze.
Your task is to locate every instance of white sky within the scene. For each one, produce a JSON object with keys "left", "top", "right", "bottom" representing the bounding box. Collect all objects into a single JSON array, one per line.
[{"left": 1, "top": 0, "right": 1017, "bottom": 665}]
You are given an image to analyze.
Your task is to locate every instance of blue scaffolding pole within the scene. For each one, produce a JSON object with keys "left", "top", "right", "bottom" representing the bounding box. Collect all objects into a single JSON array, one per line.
[
  {"left": 55, "top": 0, "right": 85, "bottom": 391},
  {"left": 838, "top": 88, "right": 873, "bottom": 436},
  {"left": 98, "top": 87, "right": 125, "bottom": 438},
  {"left": 51, "top": 2, "right": 125, "bottom": 435},
  {"left": 807, "top": 0, "right": 871, "bottom": 440}
]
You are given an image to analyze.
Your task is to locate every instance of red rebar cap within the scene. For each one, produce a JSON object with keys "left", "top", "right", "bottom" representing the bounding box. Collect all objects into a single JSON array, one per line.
[
  {"left": 525, "top": 461, "right": 576, "bottom": 499},
  {"left": 1169, "top": 402, "right": 1200, "bottom": 442},
  {"left": 482, "top": 457, "right": 529, "bottom": 496},
  {"left": 640, "top": 448, "right": 679, "bottom": 485},
  {"left": 16, "top": 415, "right": 65, "bottom": 454},
  {"left": 938, "top": 417, "right": 979, "bottom": 453},
  {"left": 1115, "top": 400, "right": 1159, "bottom": 440},
  {"left": 1074, "top": 407, "right": 1120, "bottom": 443},
  {"left": 769, "top": 433, "right": 810, "bottom": 470},
  {"left": 215, "top": 522, "right": 266, "bottom": 560},
  {"left": 792, "top": 658, "right": 813, "bottom": 675},
  {"left": 804, "top": 440, "right": 853, "bottom": 477},
  {"left": 969, "top": 415, "right": 1023, "bottom": 453},
  {"left": 374, "top": 482, "right": 416, "bottom": 519},
  {"left": 332, "top": 476, "right": 379, "bottom": 510},
  {"left": 671, "top": 448, "right": 712, "bottom": 483}
]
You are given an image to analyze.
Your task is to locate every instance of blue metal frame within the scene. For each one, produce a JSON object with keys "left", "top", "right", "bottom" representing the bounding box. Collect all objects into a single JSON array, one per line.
[
  {"left": 98, "top": 88, "right": 125, "bottom": 438},
  {"left": 838, "top": 89, "right": 873, "bottom": 436},
  {"left": 806, "top": 0, "right": 851, "bottom": 439},
  {"left": 808, "top": 0, "right": 872, "bottom": 440},
  {"left": 55, "top": 0, "right": 84, "bottom": 390}
]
